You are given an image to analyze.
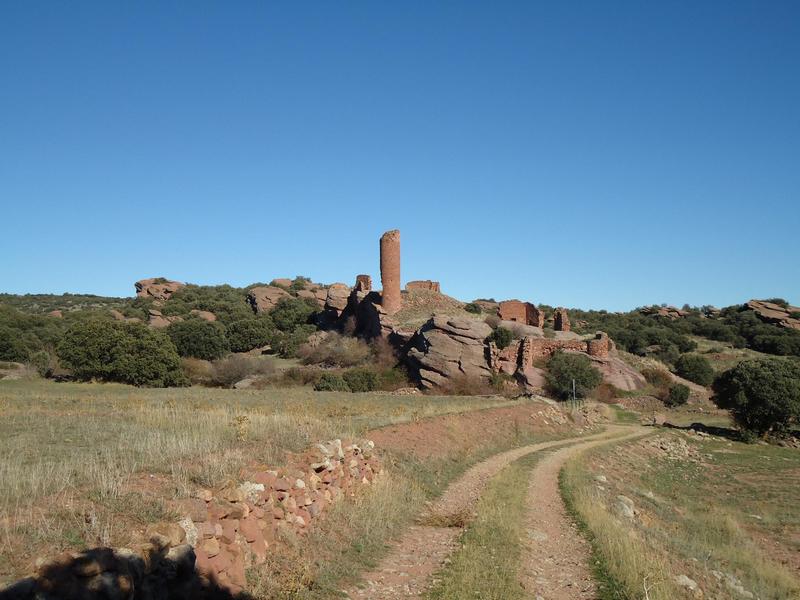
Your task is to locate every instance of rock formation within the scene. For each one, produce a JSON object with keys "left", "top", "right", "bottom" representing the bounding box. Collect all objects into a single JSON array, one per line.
[
  {"left": 640, "top": 305, "right": 689, "bottom": 320},
  {"left": 406, "top": 316, "right": 492, "bottom": 388},
  {"left": 190, "top": 309, "right": 217, "bottom": 322},
  {"left": 246, "top": 286, "right": 291, "bottom": 313},
  {"left": 135, "top": 278, "right": 185, "bottom": 302},
  {"left": 406, "top": 280, "right": 441, "bottom": 293},
  {"left": 553, "top": 307, "right": 570, "bottom": 332},
  {"left": 745, "top": 299, "right": 800, "bottom": 330},
  {"left": 498, "top": 300, "right": 544, "bottom": 327},
  {"left": 380, "top": 230, "right": 401, "bottom": 315},
  {"left": 148, "top": 309, "right": 182, "bottom": 329},
  {"left": 324, "top": 283, "right": 351, "bottom": 317}
]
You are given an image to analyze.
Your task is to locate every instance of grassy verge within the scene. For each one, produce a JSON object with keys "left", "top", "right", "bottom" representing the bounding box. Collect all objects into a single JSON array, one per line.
[
  {"left": 560, "top": 431, "right": 800, "bottom": 600},
  {"left": 424, "top": 452, "right": 547, "bottom": 600},
  {"left": 0, "top": 379, "right": 526, "bottom": 585},
  {"left": 248, "top": 432, "right": 579, "bottom": 599}
]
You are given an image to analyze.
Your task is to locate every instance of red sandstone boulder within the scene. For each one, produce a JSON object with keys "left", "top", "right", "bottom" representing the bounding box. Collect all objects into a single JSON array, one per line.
[
  {"left": 592, "top": 356, "right": 647, "bottom": 392},
  {"left": 247, "top": 286, "right": 291, "bottom": 313},
  {"left": 135, "top": 278, "right": 185, "bottom": 302},
  {"left": 407, "top": 315, "right": 492, "bottom": 388},
  {"left": 324, "top": 283, "right": 351, "bottom": 316},
  {"left": 190, "top": 309, "right": 217, "bottom": 322},
  {"left": 640, "top": 305, "right": 689, "bottom": 320},
  {"left": 148, "top": 309, "right": 182, "bottom": 329},
  {"left": 745, "top": 299, "right": 800, "bottom": 330}
]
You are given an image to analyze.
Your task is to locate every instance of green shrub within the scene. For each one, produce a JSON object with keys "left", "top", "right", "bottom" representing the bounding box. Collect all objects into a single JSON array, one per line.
[
  {"left": 209, "top": 355, "right": 276, "bottom": 388},
  {"left": 0, "top": 325, "right": 30, "bottom": 362},
  {"left": 270, "top": 324, "right": 316, "bottom": 358},
  {"left": 712, "top": 359, "right": 800, "bottom": 436},
  {"left": 664, "top": 384, "right": 690, "bottom": 407},
  {"left": 545, "top": 351, "right": 602, "bottom": 401},
  {"left": 790, "top": 311, "right": 800, "bottom": 320},
  {"left": 57, "top": 320, "right": 186, "bottom": 387},
  {"left": 271, "top": 297, "right": 317, "bottom": 332},
  {"left": 314, "top": 372, "right": 350, "bottom": 392},
  {"left": 673, "top": 353, "right": 714, "bottom": 386},
  {"left": 226, "top": 317, "right": 274, "bottom": 353},
  {"left": 166, "top": 319, "right": 229, "bottom": 360},
  {"left": 464, "top": 302, "right": 482, "bottom": 314},
  {"left": 487, "top": 327, "right": 513, "bottom": 349},
  {"left": 342, "top": 367, "right": 379, "bottom": 392},
  {"left": 29, "top": 350, "right": 53, "bottom": 377},
  {"left": 765, "top": 298, "right": 789, "bottom": 308}
]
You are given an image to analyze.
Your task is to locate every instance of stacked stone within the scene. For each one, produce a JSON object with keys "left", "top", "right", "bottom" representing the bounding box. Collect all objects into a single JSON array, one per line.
[
  {"left": 174, "top": 438, "right": 380, "bottom": 595},
  {"left": 553, "top": 307, "right": 571, "bottom": 332},
  {"left": 379, "top": 230, "right": 401, "bottom": 315},
  {"left": 586, "top": 332, "right": 610, "bottom": 358},
  {"left": 405, "top": 280, "right": 440, "bottom": 293},
  {"left": 5, "top": 439, "right": 382, "bottom": 599}
]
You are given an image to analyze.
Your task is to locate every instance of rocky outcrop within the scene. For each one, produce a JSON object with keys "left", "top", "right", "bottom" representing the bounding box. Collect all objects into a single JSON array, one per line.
[
  {"left": 297, "top": 289, "right": 325, "bottom": 307},
  {"left": 324, "top": 283, "right": 351, "bottom": 317},
  {"left": 148, "top": 309, "right": 182, "bottom": 329},
  {"left": 247, "top": 286, "right": 291, "bottom": 313},
  {"left": 135, "top": 278, "right": 185, "bottom": 302},
  {"left": 190, "top": 310, "right": 216, "bottom": 322},
  {"left": 591, "top": 356, "right": 647, "bottom": 391},
  {"left": 640, "top": 305, "right": 689, "bottom": 320},
  {"left": 407, "top": 316, "right": 492, "bottom": 388},
  {"left": 745, "top": 299, "right": 800, "bottom": 330},
  {"left": 355, "top": 275, "right": 372, "bottom": 292}
]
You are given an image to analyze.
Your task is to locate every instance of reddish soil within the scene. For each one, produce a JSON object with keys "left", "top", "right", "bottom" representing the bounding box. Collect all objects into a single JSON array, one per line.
[{"left": 369, "top": 401, "right": 579, "bottom": 459}]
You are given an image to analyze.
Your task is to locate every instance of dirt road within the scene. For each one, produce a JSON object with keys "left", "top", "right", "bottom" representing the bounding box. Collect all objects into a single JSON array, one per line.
[{"left": 344, "top": 425, "right": 649, "bottom": 599}]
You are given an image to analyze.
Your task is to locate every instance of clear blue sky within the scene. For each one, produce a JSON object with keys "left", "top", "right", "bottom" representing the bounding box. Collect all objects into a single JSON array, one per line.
[{"left": 1, "top": 2, "right": 798, "bottom": 311}]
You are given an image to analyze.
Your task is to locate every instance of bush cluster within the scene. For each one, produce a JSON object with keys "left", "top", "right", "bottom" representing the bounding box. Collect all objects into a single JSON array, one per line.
[
  {"left": 545, "top": 351, "right": 602, "bottom": 401},
  {"left": 713, "top": 358, "right": 800, "bottom": 436},
  {"left": 487, "top": 327, "right": 513, "bottom": 349},
  {"left": 673, "top": 353, "right": 714, "bottom": 386},
  {"left": 57, "top": 320, "right": 186, "bottom": 387}
]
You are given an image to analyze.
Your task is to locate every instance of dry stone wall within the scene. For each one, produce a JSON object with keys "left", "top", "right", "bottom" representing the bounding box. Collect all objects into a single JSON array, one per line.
[
  {"left": 2, "top": 439, "right": 382, "bottom": 599},
  {"left": 406, "top": 280, "right": 440, "bottom": 293}
]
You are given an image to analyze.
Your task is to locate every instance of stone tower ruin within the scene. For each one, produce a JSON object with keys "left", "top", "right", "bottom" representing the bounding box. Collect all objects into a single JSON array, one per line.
[{"left": 379, "top": 229, "right": 402, "bottom": 315}]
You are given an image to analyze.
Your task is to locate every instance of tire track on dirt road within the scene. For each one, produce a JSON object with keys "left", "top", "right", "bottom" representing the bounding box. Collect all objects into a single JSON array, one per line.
[{"left": 344, "top": 426, "right": 644, "bottom": 599}]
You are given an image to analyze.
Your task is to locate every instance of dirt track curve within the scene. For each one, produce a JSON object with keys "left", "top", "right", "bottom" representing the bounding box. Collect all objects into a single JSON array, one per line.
[{"left": 344, "top": 425, "right": 650, "bottom": 599}]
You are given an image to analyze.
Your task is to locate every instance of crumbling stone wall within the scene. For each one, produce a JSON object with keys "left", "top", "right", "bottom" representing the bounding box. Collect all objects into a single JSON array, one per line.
[
  {"left": 586, "top": 332, "right": 610, "bottom": 358},
  {"left": 379, "top": 230, "right": 402, "bottom": 315},
  {"left": 498, "top": 300, "right": 544, "bottom": 327},
  {"left": 3, "top": 439, "right": 382, "bottom": 599},
  {"left": 355, "top": 274, "right": 372, "bottom": 292},
  {"left": 406, "top": 280, "right": 440, "bottom": 293},
  {"left": 553, "top": 307, "right": 570, "bottom": 332}
]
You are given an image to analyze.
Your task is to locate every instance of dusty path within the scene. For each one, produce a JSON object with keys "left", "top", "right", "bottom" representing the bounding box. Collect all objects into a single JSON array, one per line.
[
  {"left": 344, "top": 426, "right": 639, "bottom": 600},
  {"left": 519, "top": 427, "right": 650, "bottom": 599}
]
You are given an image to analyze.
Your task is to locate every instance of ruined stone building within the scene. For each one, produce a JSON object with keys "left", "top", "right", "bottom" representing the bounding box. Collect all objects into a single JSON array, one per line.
[{"left": 498, "top": 300, "right": 544, "bottom": 327}]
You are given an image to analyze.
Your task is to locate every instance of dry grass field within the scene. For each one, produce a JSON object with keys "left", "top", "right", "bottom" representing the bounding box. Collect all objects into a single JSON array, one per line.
[{"left": 562, "top": 429, "right": 800, "bottom": 599}]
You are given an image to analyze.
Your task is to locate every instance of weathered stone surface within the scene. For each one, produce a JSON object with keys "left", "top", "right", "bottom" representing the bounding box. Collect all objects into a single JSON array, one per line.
[
  {"left": 355, "top": 274, "right": 372, "bottom": 292},
  {"left": 406, "top": 280, "right": 440, "bottom": 293},
  {"left": 553, "top": 307, "right": 570, "bottom": 332},
  {"left": 498, "top": 300, "right": 544, "bottom": 327},
  {"left": 640, "top": 305, "right": 689, "bottom": 320},
  {"left": 135, "top": 278, "right": 185, "bottom": 302},
  {"left": 745, "top": 299, "right": 800, "bottom": 330},
  {"left": 189, "top": 310, "right": 216, "bottom": 322},
  {"left": 407, "top": 315, "right": 492, "bottom": 387},
  {"left": 380, "top": 230, "right": 401, "bottom": 315},
  {"left": 591, "top": 356, "right": 647, "bottom": 391},
  {"left": 247, "top": 286, "right": 291, "bottom": 313},
  {"left": 324, "top": 283, "right": 351, "bottom": 316},
  {"left": 270, "top": 278, "right": 293, "bottom": 288},
  {"left": 498, "top": 320, "right": 543, "bottom": 338},
  {"left": 147, "top": 309, "right": 182, "bottom": 329}
]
